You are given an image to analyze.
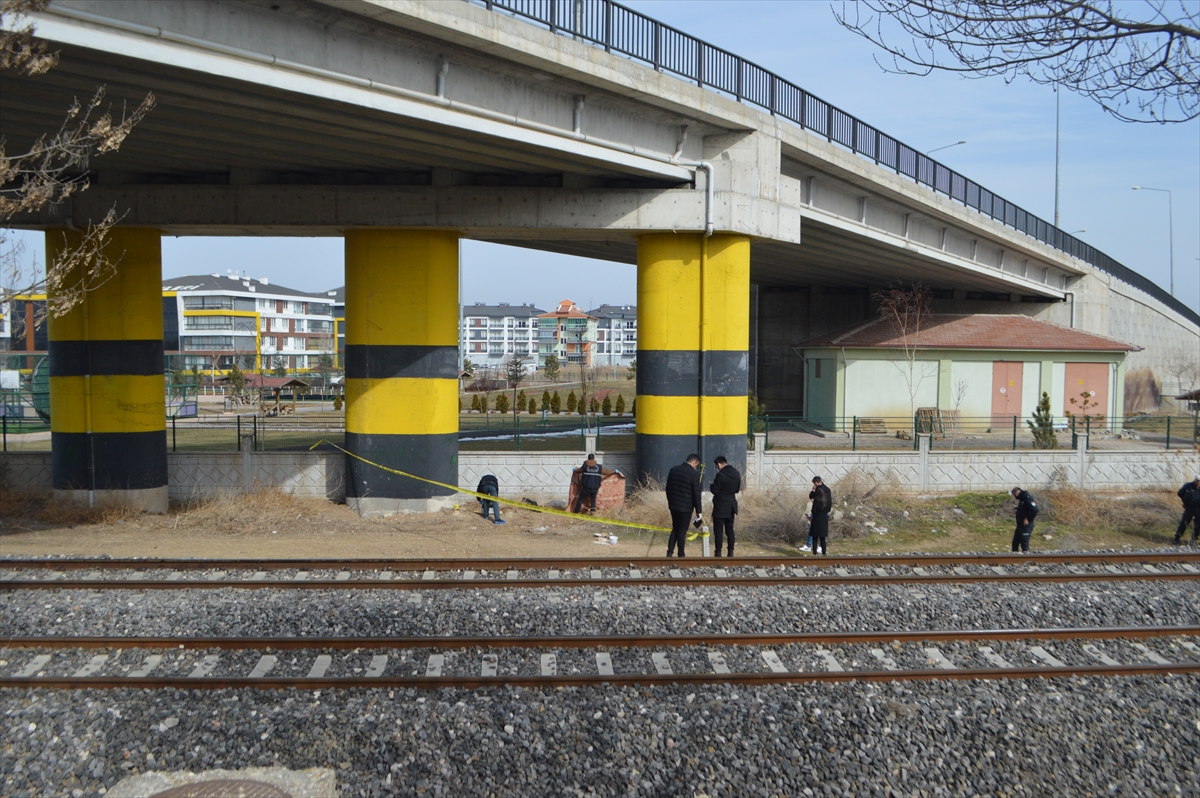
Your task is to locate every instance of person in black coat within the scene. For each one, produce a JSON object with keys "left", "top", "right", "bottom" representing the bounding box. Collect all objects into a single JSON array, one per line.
[
  {"left": 808, "top": 476, "right": 832, "bottom": 555},
  {"left": 1010, "top": 487, "right": 1039, "bottom": 552},
  {"left": 1175, "top": 476, "right": 1200, "bottom": 545},
  {"left": 664, "top": 454, "right": 702, "bottom": 557},
  {"left": 476, "top": 473, "right": 504, "bottom": 525},
  {"left": 709, "top": 455, "right": 741, "bottom": 557}
]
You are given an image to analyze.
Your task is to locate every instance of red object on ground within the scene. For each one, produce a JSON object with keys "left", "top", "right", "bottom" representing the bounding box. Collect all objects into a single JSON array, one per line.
[{"left": 567, "top": 469, "right": 626, "bottom": 512}]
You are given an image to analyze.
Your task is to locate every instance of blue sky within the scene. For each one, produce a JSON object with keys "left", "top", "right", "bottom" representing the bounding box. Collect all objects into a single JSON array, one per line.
[{"left": 7, "top": 1, "right": 1198, "bottom": 314}]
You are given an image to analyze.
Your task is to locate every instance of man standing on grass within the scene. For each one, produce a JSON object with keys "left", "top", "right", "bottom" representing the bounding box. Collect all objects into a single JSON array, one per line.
[
  {"left": 1174, "top": 476, "right": 1200, "bottom": 546},
  {"left": 1010, "top": 487, "right": 1038, "bottom": 553},
  {"left": 665, "top": 454, "right": 702, "bottom": 557}
]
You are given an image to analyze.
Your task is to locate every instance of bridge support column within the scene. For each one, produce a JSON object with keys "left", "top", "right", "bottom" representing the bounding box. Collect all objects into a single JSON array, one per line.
[
  {"left": 635, "top": 233, "right": 750, "bottom": 487},
  {"left": 47, "top": 227, "right": 168, "bottom": 513},
  {"left": 344, "top": 230, "right": 459, "bottom": 515}
]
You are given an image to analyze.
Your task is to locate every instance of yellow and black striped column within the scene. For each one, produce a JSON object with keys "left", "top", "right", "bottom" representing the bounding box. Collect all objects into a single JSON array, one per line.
[
  {"left": 344, "top": 230, "right": 459, "bottom": 515},
  {"left": 47, "top": 227, "right": 167, "bottom": 513},
  {"left": 636, "top": 233, "right": 750, "bottom": 485}
]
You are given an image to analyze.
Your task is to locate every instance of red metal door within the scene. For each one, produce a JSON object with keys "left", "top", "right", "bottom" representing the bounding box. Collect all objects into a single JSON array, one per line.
[{"left": 991, "top": 361, "right": 1023, "bottom": 427}]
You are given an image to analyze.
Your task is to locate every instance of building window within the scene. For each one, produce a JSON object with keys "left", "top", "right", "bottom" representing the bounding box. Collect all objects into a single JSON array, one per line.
[
  {"left": 182, "top": 336, "right": 234, "bottom": 350},
  {"left": 183, "top": 296, "right": 234, "bottom": 311}
]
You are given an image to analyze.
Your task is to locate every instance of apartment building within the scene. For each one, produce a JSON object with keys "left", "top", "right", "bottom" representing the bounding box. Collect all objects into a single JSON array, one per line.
[
  {"left": 461, "top": 303, "right": 543, "bottom": 367},
  {"left": 587, "top": 304, "right": 637, "bottom": 367},
  {"left": 162, "top": 274, "right": 336, "bottom": 371},
  {"left": 536, "top": 300, "right": 597, "bottom": 368},
  {"left": 325, "top": 286, "right": 346, "bottom": 366}
]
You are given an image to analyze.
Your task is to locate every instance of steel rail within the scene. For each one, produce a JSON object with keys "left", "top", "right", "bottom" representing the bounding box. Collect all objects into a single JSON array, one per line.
[
  {"left": 4, "top": 662, "right": 1198, "bottom": 691},
  {"left": 5, "top": 552, "right": 1198, "bottom": 571},
  {"left": 6, "top": 625, "right": 1198, "bottom": 650},
  {"left": 4, "top": 570, "right": 1198, "bottom": 592}
]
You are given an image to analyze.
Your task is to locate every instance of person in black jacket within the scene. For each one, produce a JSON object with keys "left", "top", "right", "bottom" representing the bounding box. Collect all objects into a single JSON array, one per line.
[
  {"left": 709, "top": 455, "right": 741, "bottom": 557},
  {"left": 476, "top": 474, "right": 504, "bottom": 525},
  {"left": 664, "top": 454, "right": 702, "bottom": 557},
  {"left": 572, "top": 453, "right": 619, "bottom": 514},
  {"left": 1174, "top": 476, "right": 1200, "bottom": 545},
  {"left": 1010, "top": 487, "right": 1039, "bottom": 552},
  {"left": 808, "top": 476, "right": 832, "bottom": 555}
]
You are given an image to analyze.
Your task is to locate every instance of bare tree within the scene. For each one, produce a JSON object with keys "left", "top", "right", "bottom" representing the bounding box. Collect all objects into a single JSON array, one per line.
[
  {"left": 873, "top": 282, "right": 936, "bottom": 421},
  {"left": 1161, "top": 344, "right": 1200, "bottom": 409},
  {"left": 1, "top": 0, "right": 155, "bottom": 319},
  {"left": 835, "top": 0, "right": 1200, "bottom": 123},
  {"left": 947, "top": 378, "right": 968, "bottom": 449}
]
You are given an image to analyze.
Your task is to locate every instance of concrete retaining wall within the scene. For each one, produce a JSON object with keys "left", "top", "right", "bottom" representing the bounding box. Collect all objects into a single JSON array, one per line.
[{"left": 3, "top": 445, "right": 1196, "bottom": 503}]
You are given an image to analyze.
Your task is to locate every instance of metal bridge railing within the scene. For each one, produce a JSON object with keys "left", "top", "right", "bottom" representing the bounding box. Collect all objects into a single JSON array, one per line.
[{"left": 472, "top": 0, "right": 1200, "bottom": 327}]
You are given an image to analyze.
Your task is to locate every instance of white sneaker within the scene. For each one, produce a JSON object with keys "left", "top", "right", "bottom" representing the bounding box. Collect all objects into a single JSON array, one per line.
[{"left": 800, "top": 545, "right": 811, "bottom": 552}]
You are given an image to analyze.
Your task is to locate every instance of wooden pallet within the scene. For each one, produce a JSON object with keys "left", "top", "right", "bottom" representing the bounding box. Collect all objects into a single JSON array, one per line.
[{"left": 855, "top": 417, "right": 888, "bottom": 434}]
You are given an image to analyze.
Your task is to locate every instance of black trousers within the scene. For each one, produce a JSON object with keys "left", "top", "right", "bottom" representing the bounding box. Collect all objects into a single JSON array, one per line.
[
  {"left": 573, "top": 488, "right": 598, "bottom": 513},
  {"left": 811, "top": 534, "right": 827, "bottom": 555},
  {"left": 1012, "top": 520, "right": 1033, "bottom": 552},
  {"left": 667, "top": 510, "right": 692, "bottom": 557},
  {"left": 1176, "top": 508, "right": 1198, "bottom": 542},
  {"left": 713, "top": 516, "right": 735, "bottom": 556}
]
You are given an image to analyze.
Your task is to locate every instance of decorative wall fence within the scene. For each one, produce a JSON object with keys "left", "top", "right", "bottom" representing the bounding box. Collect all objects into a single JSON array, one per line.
[{"left": 4, "top": 435, "right": 1196, "bottom": 505}]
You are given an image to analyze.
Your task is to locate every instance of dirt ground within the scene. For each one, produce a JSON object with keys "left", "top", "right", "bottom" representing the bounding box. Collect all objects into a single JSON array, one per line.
[
  {"left": 0, "top": 482, "right": 1187, "bottom": 560},
  {"left": 0, "top": 491, "right": 767, "bottom": 560}
]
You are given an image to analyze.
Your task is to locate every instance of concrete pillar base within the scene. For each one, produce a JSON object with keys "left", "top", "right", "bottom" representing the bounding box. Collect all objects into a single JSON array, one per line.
[
  {"left": 53, "top": 486, "right": 168, "bottom": 515},
  {"left": 347, "top": 495, "right": 456, "bottom": 517}
]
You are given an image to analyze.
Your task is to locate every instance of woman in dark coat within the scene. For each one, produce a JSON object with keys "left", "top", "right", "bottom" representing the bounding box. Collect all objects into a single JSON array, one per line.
[{"left": 808, "top": 476, "right": 832, "bottom": 555}]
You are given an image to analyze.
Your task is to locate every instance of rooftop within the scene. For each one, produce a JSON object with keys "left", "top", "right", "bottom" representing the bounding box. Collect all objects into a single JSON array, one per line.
[
  {"left": 464, "top": 303, "right": 545, "bottom": 318},
  {"left": 163, "top": 274, "right": 329, "bottom": 300},
  {"left": 796, "top": 314, "right": 1137, "bottom": 352},
  {"left": 587, "top": 304, "right": 637, "bottom": 319},
  {"left": 538, "top": 300, "right": 593, "bottom": 319}
]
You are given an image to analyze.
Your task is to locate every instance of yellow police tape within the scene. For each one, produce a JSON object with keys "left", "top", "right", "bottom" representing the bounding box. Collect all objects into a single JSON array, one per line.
[{"left": 310, "top": 440, "right": 672, "bottom": 534}]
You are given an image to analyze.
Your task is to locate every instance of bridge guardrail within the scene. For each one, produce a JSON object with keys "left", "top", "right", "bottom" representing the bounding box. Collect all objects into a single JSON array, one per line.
[{"left": 473, "top": 0, "right": 1199, "bottom": 326}]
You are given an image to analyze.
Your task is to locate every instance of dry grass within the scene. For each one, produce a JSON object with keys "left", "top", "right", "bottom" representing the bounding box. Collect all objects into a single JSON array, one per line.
[
  {"left": 0, "top": 487, "right": 142, "bottom": 527},
  {"left": 174, "top": 489, "right": 335, "bottom": 536},
  {"left": 1040, "top": 487, "right": 1180, "bottom": 547}
]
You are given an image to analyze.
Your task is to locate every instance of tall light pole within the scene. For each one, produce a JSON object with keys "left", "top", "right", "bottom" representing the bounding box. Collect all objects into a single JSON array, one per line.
[
  {"left": 1132, "top": 186, "right": 1175, "bottom": 297},
  {"left": 1054, "top": 85, "right": 1061, "bottom": 228}
]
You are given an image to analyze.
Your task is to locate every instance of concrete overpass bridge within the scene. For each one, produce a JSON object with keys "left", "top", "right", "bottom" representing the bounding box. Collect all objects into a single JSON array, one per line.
[{"left": 5, "top": 0, "right": 1197, "bottom": 514}]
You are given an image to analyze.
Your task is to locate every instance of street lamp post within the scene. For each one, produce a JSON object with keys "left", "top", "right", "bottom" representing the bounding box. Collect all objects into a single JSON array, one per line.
[
  {"left": 927, "top": 140, "right": 966, "bottom": 154},
  {"left": 1132, "top": 186, "right": 1175, "bottom": 297}
]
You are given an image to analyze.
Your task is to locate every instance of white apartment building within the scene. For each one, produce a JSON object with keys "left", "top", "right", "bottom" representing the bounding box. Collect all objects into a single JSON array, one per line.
[
  {"left": 587, "top": 304, "right": 638, "bottom": 367},
  {"left": 162, "top": 274, "right": 336, "bottom": 372},
  {"left": 461, "top": 303, "right": 544, "bottom": 368}
]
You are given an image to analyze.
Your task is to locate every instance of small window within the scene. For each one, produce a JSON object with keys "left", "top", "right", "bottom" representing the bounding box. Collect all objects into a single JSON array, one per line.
[{"left": 814, "top": 359, "right": 822, "bottom": 378}]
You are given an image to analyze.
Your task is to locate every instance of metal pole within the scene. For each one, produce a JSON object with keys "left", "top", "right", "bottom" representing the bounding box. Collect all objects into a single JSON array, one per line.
[
  {"left": 852, "top": 416, "right": 856, "bottom": 452},
  {"left": 1012, "top": 415, "right": 1017, "bottom": 450},
  {"left": 1166, "top": 416, "right": 1171, "bottom": 450},
  {"left": 1054, "top": 84, "right": 1060, "bottom": 229},
  {"left": 516, "top": 411, "right": 520, "bottom": 453},
  {"left": 172, "top": 416, "right": 176, "bottom": 453},
  {"left": 2, "top": 414, "right": 6, "bottom": 452},
  {"left": 237, "top": 415, "right": 241, "bottom": 451}
]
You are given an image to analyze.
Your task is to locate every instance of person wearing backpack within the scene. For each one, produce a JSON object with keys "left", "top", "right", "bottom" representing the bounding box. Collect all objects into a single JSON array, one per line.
[{"left": 1010, "top": 487, "right": 1039, "bottom": 552}]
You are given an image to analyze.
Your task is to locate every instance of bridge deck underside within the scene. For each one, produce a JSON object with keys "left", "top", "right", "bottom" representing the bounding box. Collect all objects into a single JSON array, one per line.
[
  {"left": 0, "top": 44, "right": 675, "bottom": 188},
  {"left": 489, "top": 222, "right": 1057, "bottom": 297}
]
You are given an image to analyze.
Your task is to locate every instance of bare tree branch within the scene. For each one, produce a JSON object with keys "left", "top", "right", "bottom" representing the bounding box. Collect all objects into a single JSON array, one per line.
[
  {"left": 1, "top": 0, "right": 154, "bottom": 320},
  {"left": 834, "top": 0, "right": 1200, "bottom": 122}
]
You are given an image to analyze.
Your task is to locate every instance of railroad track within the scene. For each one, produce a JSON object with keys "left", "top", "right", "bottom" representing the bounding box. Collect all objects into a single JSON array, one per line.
[
  {"left": 3, "top": 552, "right": 1198, "bottom": 590},
  {"left": 3, "top": 626, "right": 1198, "bottom": 689}
]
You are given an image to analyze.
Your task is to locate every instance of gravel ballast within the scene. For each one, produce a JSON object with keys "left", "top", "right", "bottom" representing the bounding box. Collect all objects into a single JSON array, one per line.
[
  {"left": 3, "top": 569, "right": 1199, "bottom": 796},
  {"left": 4, "top": 678, "right": 1200, "bottom": 797}
]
